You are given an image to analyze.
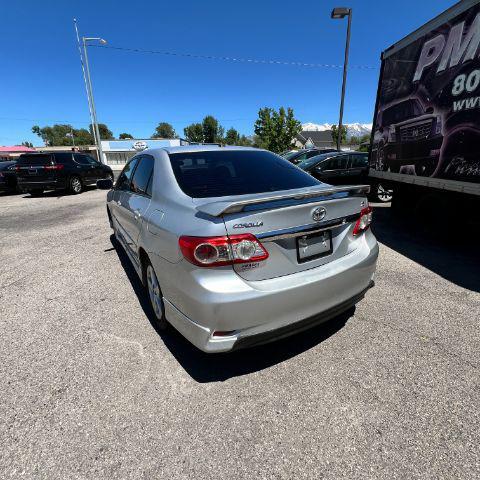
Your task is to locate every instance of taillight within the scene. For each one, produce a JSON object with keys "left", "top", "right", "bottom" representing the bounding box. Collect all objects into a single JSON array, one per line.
[
  {"left": 44, "top": 164, "right": 64, "bottom": 170},
  {"left": 352, "top": 207, "right": 373, "bottom": 236},
  {"left": 179, "top": 233, "right": 269, "bottom": 267}
]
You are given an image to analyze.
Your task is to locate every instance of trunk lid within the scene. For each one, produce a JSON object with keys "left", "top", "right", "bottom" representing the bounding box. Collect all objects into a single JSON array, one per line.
[{"left": 195, "top": 185, "right": 369, "bottom": 281}]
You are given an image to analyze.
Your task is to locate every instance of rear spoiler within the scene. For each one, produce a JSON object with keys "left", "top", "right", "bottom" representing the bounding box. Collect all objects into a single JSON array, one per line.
[{"left": 196, "top": 185, "right": 370, "bottom": 216}]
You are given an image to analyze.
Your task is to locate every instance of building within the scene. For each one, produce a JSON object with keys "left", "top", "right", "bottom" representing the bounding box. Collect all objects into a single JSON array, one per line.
[
  {"left": 32, "top": 138, "right": 189, "bottom": 170},
  {"left": 101, "top": 138, "right": 188, "bottom": 170},
  {"left": 0, "top": 145, "right": 36, "bottom": 161},
  {"left": 294, "top": 130, "right": 334, "bottom": 149}
]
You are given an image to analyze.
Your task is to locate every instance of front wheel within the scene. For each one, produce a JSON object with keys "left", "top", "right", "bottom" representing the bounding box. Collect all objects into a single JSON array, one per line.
[
  {"left": 69, "top": 175, "right": 83, "bottom": 194},
  {"left": 144, "top": 260, "right": 168, "bottom": 330}
]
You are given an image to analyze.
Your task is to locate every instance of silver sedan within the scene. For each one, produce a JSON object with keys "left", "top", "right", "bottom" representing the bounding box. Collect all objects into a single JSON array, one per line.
[{"left": 101, "top": 146, "right": 378, "bottom": 353}]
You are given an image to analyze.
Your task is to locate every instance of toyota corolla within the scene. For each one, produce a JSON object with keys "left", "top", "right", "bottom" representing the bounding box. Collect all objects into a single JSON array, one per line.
[{"left": 100, "top": 145, "right": 378, "bottom": 353}]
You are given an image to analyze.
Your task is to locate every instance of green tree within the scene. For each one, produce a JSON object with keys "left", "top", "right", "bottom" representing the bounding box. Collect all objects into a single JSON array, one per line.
[
  {"left": 152, "top": 122, "right": 176, "bottom": 139},
  {"left": 119, "top": 132, "right": 134, "bottom": 139},
  {"left": 90, "top": 123, "right": 114, "bottom": 140},
  {"left": 21, "top": 141, "right": 33, "bottom": 148},
  {"left": 202, "top": 115, "right": 224, "bottom": 143},
  {"left": 253, "top": 107, "right": 301, "bottom": 153},
  {"left": 32, "top": 124, "right": 94, "bottom": 146},
  {"left": 331, "top": 125, "right": 347, "bottom": 146},
  {"left": 224, "top": 127, "right": 240, "bottom": 145},
  {"left": 184, "top": 123, "right": 204, "bottom": 142}
]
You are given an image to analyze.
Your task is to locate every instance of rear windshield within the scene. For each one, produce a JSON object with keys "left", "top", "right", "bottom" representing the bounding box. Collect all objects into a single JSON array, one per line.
[
  {"left": 17, "top": 154, "right": 53, "bottom": 166},
  {"left": 169, "top": 150, "right": 320, "bottom": 198}
]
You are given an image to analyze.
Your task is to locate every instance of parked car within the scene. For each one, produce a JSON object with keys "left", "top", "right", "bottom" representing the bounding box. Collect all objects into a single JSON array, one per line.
[
  {"left": 0, "top": 160, "right": 19, "bottom": 193},
  {"left": 281, "top": 148, "right": 339, "bottom": 164},
  {"left": 16, "top": 152, "right": 114, "bottom": 195},
  {"left": 298, "top": 151, "right": 393, "bottom": 202},
  {"left": 100, "top": 146, "right": 378, "bottom": 353}
]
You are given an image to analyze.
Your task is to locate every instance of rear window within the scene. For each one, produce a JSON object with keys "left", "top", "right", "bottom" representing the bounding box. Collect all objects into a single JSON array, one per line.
[
  {"left": 18, "top": 154, "right": 53, "bottom": 166},
  {"left": 169, "top": 150, "right": 319, "bottom": 198}
]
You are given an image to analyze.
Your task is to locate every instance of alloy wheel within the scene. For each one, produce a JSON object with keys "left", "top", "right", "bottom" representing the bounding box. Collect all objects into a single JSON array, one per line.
[
  {"left": 377, "top": 183, "right": 393, "bottom": 202},
  {"left": 146, "top": 264, "right": 164, "bottom": 320},
  {"left": 71, "top": 177, "right": 82, "bottom": 193}
]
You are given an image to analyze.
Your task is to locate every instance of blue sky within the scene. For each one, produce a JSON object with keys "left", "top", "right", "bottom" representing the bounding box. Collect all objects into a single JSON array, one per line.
[{"left": 1, "top": 0, "right": 455, "bottom": 145}]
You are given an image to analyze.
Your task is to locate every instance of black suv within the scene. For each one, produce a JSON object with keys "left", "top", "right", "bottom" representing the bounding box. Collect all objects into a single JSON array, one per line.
[{"left": 16, "top": 152, "right": 114, "bottom": 195}]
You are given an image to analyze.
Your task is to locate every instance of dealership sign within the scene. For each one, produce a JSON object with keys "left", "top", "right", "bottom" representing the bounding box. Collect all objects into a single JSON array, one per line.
[{"left": 132, "top": 140, "right": 148, "bottom": 151}]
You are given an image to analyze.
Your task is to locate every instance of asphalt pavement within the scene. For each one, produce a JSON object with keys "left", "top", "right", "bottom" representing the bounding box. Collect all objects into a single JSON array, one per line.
[{"left": 0, "top": 188, "right": 479, "bottom": 479}]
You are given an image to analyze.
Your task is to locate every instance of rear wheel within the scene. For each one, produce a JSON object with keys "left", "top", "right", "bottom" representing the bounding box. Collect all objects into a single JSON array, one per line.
[
  {"left": 69, "top": 175, "right": 83, "bottom": 194},
  {"left": 375, "top": 183, "right": 393, "bottom": 203},
  {"left": 144, "top": 259, "right": 168, "bottom": 330}
]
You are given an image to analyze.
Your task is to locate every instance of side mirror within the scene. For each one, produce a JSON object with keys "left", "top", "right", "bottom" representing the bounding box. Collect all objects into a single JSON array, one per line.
[
  {"left": 97, "top": 178, "right": 113, "bottom": 190},
  {"left": 425, "top": 106, "right": 434, "bottom": 114}
]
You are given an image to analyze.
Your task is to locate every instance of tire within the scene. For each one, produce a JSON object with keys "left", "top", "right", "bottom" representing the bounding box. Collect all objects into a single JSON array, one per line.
[
  {"left": 29, "top": 189, "right": 44, "bottom": 197},
  {"left": 69, "top": 175, "right": 83, "bottom": 194},
  {"left": 143, "top": 258, "right": 168, "bottom": 330}
]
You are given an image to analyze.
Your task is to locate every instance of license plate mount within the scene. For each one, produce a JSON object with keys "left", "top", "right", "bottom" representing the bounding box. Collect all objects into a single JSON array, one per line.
[{"left": 296, "top": 230, "right": 333, "bottom": 263}]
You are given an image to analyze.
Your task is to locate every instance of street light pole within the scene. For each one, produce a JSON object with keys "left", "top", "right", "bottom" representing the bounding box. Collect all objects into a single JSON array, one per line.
[
  {"left": 331, "top": 7, "right": 352, "bottom": 151},
  {"left": 73, "top": 19, "right": 98, "bottom": 148},
  {"left": 82, "top": 37, "right": 107, "bottom": 163}
]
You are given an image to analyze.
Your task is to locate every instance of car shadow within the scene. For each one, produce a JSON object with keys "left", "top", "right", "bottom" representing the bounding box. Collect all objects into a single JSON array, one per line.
[
  {"left": 371, "top": 202, "right": 480, "bottom": 292},
  {"left": 108, "top": 234, "right": 353, "bottom": 383},
  {"left": 20, "top": 186, "right": 98, "bottom": 199}
]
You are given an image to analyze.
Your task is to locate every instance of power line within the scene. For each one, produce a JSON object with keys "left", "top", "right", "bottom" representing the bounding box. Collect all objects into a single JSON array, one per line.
[
  {"left": 0, "top": 116, "right": 251, "bottom": 124},
  {"left": 90, "top": 44, "right": 377, "bottom": 70}
]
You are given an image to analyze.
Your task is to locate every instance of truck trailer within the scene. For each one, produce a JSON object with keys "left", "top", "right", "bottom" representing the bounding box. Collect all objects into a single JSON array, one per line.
[{"left": 369, "top": 0, "right": 480, "bottom": 221}]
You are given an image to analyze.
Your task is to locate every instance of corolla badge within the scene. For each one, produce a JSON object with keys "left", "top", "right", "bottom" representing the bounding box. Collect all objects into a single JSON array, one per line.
[
  {"left": 233, "top": 221, "right": 263, "bottom": 229},
  {"left": 312, "top": 207, "right": 327, "bottom": 222}
]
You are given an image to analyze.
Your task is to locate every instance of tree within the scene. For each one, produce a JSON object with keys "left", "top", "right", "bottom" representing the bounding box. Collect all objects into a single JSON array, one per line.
[
  {"left": 119, "top": 132, "right": 134, "bottom": 139},
  {"left": 202, "top": 115, "right": 224, "bottom": 143},
  {"left": 331, "top": 125, "right": 347, "bottom": 146},
  {"left": 253, "top": 106, "right": 301, "bottom": 153},
  {"left": 224, "top": 127, "right": 240, "bottom": 145},
  {"left": 21, "top": 141, "right": 33, "bottom": 148},
  {"left": 32, "top": 124, "right": 94, "bottom": 146},
  {"left": 152, "top": 122, "right": 176, "bottom": 139},
  {"left": 184, "top": 123, "right": 204, "bottom": 143},
  {"left": 90, "top": 123, "right": 114, "bottom": 140}
]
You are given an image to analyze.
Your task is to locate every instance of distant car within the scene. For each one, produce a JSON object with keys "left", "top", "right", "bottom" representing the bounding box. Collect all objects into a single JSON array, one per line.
[
  {"left": 16, "top": 152, "right": 114, "bottom": 196},
  {"left": 298, "top": 151, "right": 393, "bottom": 202},
  {"left": 0, "top": 161, "right": 19, "bottom": 193},
  {"left": 100, "top": 145, "right": 378, "bottom": 353},
  {"left": 281, "top": 148, "right": 339, "bottom": 164}
]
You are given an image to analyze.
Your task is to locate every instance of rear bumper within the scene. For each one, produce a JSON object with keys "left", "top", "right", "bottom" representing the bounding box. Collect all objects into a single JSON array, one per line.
[
  {"left": 18, "top": 179, "right": 66, "bottom": 191},
  {"left": 160, "top": 230, "right": 378, "bottom": 353}
]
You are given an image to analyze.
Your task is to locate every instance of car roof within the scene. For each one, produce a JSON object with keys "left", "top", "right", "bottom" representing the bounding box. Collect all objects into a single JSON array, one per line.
[{"left": 148, "top": 145, "right": 262, "bottom": 155}]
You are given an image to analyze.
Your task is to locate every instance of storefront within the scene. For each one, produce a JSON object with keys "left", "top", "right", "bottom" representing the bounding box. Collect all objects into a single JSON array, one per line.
[{"left": 101, "top": 138, "right": 188, "bottom": 170}]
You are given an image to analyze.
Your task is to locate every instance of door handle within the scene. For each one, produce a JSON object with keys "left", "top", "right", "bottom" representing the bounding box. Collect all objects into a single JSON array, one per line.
[{"left": 134, "top": 210, "right": 142, "bottom": 220}]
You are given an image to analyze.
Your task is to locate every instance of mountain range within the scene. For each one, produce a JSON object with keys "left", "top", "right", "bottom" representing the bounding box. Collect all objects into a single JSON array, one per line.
[{"left": 301, "top": 122, "right": 372, "bottom": 139}]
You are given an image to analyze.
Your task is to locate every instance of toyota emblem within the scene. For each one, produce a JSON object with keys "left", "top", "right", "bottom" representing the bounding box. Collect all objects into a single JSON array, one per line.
[{"left": 312, "top": 206, "right": 326, "bottom": 222}]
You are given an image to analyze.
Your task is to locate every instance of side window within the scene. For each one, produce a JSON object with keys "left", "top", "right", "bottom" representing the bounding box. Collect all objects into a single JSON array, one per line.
[
  {"left": 116, "top": 157, "right": 140, "bottom": 191},
  {"left": 323, "top": 156, "right": 348, "bottom": 170},
  {"left": 54, "top": 153, "right": 74, "bottom": 165},
  {"left": 306, "top": 151, "right": 319, "bottom": 159},
  {"left": 131, "top": 155, "right": 154, "bottom": 196},
  {"left": 350, "top": 154, "right": 369, "bottom": 168},
  {"left": 296, "top": 152, "right": 308, "bottom": 162},
  {"left": 73, "top": 154, "right": 94, "bottom": 165}
]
